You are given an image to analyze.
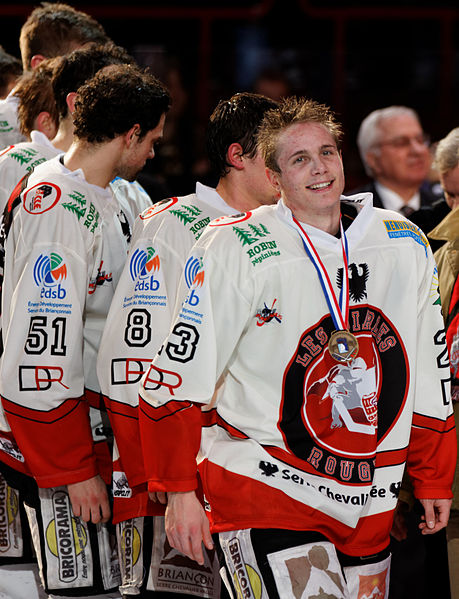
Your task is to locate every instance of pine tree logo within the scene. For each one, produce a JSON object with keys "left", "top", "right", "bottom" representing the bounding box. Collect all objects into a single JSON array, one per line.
[
  {"left": 67, "top": 191, "right": 86, "bottom": 206},
  {"left": 170, "top": 204, "right": 202, "bottom": 226},
  {"left": 62, "top": 190, "right": 87, "bottom": 220},
  {"left": 62, "top": 203, "right": 85, "bottom": 220},
  {"left": 9, "top": 148, "right": 38, "bottom": 165},
  {"left": 233, "top": 223, "right": 271, "bottom": 246}
]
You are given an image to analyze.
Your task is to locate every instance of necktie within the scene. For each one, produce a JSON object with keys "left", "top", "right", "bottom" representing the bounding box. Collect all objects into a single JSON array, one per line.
[{"left": 400, "top": 205, "right": 415, "bottom": 218}]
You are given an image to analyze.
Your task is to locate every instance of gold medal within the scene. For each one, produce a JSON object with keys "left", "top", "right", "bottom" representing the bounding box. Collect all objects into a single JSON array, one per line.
[{"left": 328, "top": 330, "right": 359, "bottom": 363}]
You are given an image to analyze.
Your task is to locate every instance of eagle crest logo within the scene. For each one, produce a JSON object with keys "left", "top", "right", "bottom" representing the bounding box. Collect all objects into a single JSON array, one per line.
[{"left": 337, "top": 263, "right": 369, "bottom": 302}]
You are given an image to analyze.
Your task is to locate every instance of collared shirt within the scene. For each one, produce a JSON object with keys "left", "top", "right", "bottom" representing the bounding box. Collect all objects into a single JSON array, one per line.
[{"left": 375, "top": 181, "right": 420, "bottom": 214}]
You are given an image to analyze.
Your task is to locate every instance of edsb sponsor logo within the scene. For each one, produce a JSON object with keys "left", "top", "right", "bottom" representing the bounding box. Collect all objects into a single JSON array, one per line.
[
  {"left": 33, "top": 253, "right": 67, "bottom": 299},
  {"left": 184, "top": 256, "right": 204, "bottom": 307},
  {"left": 129, "top": 247, "right": 160, "bottom": 292}
]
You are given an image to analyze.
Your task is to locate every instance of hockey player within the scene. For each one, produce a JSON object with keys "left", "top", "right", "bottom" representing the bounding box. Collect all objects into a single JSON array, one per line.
[
  {"left": 138, "top": 97, "right": 456, "bottom": 599},
  {"left": 0, "top": 64, "right": 170, "bottom": 597},
  {"left": 0, "top": 2, "right": 109, "bottom": 149},
  {"left": 96, "top": 92, "right": 278, "bottom": 597},
  {"left": 0, "top": 43, "right": 151, "bottom": 221}
]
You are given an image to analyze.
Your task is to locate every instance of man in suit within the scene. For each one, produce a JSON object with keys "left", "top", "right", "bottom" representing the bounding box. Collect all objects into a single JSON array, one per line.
[{"left": 353, "top": 106, "right": 445, "bottom": 216}]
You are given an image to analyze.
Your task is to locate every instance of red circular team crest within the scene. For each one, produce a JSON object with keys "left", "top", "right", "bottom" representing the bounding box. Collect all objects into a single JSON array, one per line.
[
  {"left": 279, "top": 306, "right": 409, "bottom": 484},
  {"left": 23, "top": 182, "right": 61, "bottom": 214}
]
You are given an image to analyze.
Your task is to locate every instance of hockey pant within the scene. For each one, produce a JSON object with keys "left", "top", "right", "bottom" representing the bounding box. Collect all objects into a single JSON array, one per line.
[
  {"left": 117, "top": 515, "right": 221, "bottom": 598},
  {"left": 217, "top": 528, "right": 391, "bottom": 599},
  {"left": 0, "top": 463, "right": 120, "bottom": 596},
  {"left": 0, "top": 470, "right": 34, "bottom": 564}
]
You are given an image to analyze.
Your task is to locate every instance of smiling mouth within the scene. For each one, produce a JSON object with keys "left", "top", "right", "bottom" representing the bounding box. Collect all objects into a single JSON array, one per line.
[{"left": 306, "top": 180, "right": 334, "bottom": 190}]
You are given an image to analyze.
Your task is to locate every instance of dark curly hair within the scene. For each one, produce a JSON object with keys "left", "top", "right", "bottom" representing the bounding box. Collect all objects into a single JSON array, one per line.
[
  {"left": 53, "top": 43, "right": 134, "bottom": 120},
  {"left": 73, "top": 64, "right": 171, "bottom": 143},
  {"left": 205, "top": 92, "right": 278, "bottom": 179}
]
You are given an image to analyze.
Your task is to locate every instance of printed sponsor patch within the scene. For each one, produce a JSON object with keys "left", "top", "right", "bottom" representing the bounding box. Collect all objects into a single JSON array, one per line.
[
  {"left": 255, "top": 299, "right": 282, "bottom": 326},
  {"left": 148, "top": 517, "right": 220, "bottom": 598},
  {"left": 343, "top": 555, "right": 390, "bottom": 599},
  {"left": 431, "top": 265, "right": 441, "bottom": 306},
  {"left": 61, "top": 191, "right": 100, "bottom": 233},
  {"left": 123, "top": 245, "right": 166, "bottom": 310},
  {"left": 268, "top": 541, "right": 348, "bottom": 599},
  {"left": 230, "top": 221, "right": 281, "bottom": 266},
  {"left": 33, "top": 252, "right": 68, "bottom": 300},
  {"left": 23, "top": 182, "right": 61, "bottom": 214},
  {"left": 219, "top": 530, "right": 262, "bottom": 599},
  {"left": 0, "top": 121, "right": 13, "bottom": 133},
  {"left": 8, "top": 146, "right": 39, "bottom": 165},
  {"left": 88, "top": 260, "right": 112, "bottom": 294},
  {"left": 0, "top": 436, "right": 24, "bottom": 462},
  {"left": 208, "top": 212, "right": 252, "bottom": 227},
  {"left": 139, "top": 197, "right": 178, "bottom": 220},
  {"left": 113, "top": 471, "right": 132, "bottom": 498},
  {"left": 117, "top": 518, "right": 143, "bottom": 593},
  {"left": 383, "top": 219, "right": 428, "bottom": 255},
  {"left": 170, "top": 203, "right": 202, "bottom": 226},
  {"left": 0, "top": 475, "right": 22, "bottom": 557},
  {"left": 43, "top": 489, "right": 92, "bottom": 588}
]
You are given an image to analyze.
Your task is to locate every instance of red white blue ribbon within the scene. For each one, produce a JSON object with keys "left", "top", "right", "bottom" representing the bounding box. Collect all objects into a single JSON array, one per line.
[{"left": 293, "top": 216, "right": 350, "bottom": 331}]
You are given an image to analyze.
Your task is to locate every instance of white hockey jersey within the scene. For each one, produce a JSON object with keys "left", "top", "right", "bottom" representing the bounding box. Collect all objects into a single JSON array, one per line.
[
  {"left": 0, "top": 130, "right": 59, "bottom": 212},
  {"left": 97, "top": 183, "right": 236, "bottom": 512},
  {"left": 0, "top": 156, "right": 136, "bottom": 487},
  {"left": 0, "top": 95, "right": 25, "bottom": 150},
  {"left": 139, "top": 195, "right": 456, "bottom": 556}
]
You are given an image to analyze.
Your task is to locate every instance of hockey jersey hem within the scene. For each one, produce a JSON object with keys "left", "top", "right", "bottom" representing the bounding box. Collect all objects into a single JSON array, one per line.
[
  {"left": 209, "top": 520, "right": 391, "bottom": 558},
  {"left": 147, "top": 477, "right": 198, "bottom": 493},
  {"left": 34, "top": 462, "right": 99, "bottom": 488},
  {"left": 413, "top": 486, "right": 454, "bottom": 500}
]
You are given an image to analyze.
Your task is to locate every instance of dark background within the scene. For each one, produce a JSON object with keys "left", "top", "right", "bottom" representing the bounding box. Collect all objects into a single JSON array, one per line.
[{"left": 1, "top": 0, "right": 458, "bottom": 194}]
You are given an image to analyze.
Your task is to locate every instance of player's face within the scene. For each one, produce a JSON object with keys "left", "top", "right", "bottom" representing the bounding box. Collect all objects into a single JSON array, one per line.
[
  {"left": 441, "top": 164, "right": 459, "bottom": 210},
  {"left": 118, "top": 113, "right": 166, "bottom": 182},
  {"left": 366, "top": 115, "right": 430, "bottom": 189},
  {"left": 243, "top": 150, "right": 279, "bottom": 206},
  {"left": 268, "top": 122, "right": 344, "bottom": 216}
]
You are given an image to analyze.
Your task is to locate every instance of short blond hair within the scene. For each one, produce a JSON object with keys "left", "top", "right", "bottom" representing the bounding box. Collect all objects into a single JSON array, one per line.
[{"left": 257, "top": 96, "right": 343, "bottom": 174}]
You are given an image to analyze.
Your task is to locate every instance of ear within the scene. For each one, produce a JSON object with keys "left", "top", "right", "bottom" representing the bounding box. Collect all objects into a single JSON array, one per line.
[
  {"left": 66, "top": 92, "right": 78, "bottom": 114},
  {"left": 364, "top": 150, "right": 381, "bottom": 176},
  {"left": 30, "top": 54, "right": 46, "bottom": 70},
  {"left": 266, "top": 167, "right": 282, "bottom": 193},
  {"left": 226, "top": 142, "right": 245, "bottom": 171},
  {"left": 34, "top": 111, "right": 57, "bottom": 140},
  {"left": 124, "top": 124, "right": 141, "bottom": 148}
]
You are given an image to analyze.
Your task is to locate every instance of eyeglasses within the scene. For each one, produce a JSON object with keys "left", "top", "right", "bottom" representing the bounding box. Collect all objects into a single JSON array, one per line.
[{"left": 376, "top": 133, "right": 430, "bottom": 150}]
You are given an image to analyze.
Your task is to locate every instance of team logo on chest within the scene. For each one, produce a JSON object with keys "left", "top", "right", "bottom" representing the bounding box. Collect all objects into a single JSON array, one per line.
[{"left": 280, "top": 306, "right": 408, "bottom": 484}]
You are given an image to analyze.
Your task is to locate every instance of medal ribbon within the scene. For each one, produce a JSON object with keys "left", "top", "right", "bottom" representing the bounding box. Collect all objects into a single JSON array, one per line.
[{"left": 293, "top": 216, "right": 350, "bottom": 331}]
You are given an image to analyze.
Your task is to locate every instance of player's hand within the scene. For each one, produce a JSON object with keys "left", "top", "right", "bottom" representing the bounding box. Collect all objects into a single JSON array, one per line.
[
  {"left": 165, "top": 490, "right": 213, "bottom": 565},
  {"left": 419, "top": 498, "right": 452, "bottom": 535},
  {"left": 67, "top": 475, "right": 110, "bottom": 524},
  {"left": 390, "top": 499, "right": 409, "bottom": 541},
  {"left": 149, "top": 491, "right": 167, "bottom": 504}
]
